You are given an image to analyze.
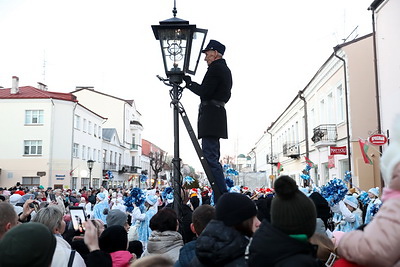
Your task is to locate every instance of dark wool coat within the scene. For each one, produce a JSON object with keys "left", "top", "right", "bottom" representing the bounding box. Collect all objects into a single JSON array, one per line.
[
  {"left": 187, "top": 58, "right": 232, "bottom": 139},
  {"left": 248, "top": 220, "right": 322, "bottom": 267}
]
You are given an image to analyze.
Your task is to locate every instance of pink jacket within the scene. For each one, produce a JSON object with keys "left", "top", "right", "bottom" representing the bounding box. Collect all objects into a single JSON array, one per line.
[
  {"left": 110, "top": 250, "right": 134, "bottom": 267},
  {"left": 337, "top": 196, "right": 400, "bottom": 267}
]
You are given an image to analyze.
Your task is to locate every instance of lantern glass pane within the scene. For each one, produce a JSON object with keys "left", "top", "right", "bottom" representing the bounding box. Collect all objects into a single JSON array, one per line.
[
  {"left": 159, "top": 28, "right": 190, "bottom": 74},
  {"left": 187, "top": 29, "right": 207, "bottom": 75}
]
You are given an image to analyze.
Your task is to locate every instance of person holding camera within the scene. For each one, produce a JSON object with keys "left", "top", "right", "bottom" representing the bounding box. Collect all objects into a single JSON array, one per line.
[{"left": 183, "top": 39, "right": 232, "bottom": 203}]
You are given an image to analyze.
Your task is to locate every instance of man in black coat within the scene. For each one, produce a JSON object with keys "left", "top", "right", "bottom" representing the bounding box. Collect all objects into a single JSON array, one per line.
[{"left": 183, "top": 40, "right": 232, "bottom": 203}]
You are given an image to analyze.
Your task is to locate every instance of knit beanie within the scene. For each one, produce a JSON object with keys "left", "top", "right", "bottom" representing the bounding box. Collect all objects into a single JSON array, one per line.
[
  {"left": 271, "top": 176, "right": 317, "bottom": 238},
  {"left": 99, "top": 225, "right": 128, "bottom": 253},
  {"left": 216, "top": 192, "right": 257, "bottom": 226},
  {"left": 106, "top": 209, "right": 128, "bottom": 227},
  {"left": 0, "top": 222, "right": 56, "bottom": 267}
]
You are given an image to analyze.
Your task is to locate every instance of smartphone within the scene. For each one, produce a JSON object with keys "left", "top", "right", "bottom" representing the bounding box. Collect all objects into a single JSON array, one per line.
[{"left": 69, "top": 206, "right": 87, "bottom": 234}]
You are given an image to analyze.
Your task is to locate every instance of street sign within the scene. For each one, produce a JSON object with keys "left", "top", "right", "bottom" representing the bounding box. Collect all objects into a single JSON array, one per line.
[
  {"left": 330, "top": 146, "right": 347, "bottom": 155},
  {"left": 368, "top": 134, "right": 388, "bottom": 146}
]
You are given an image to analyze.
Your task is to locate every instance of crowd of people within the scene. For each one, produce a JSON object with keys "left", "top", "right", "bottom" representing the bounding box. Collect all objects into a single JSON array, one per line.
[{"left": 1, "top": 117, "right": 400, "bottom": 266}]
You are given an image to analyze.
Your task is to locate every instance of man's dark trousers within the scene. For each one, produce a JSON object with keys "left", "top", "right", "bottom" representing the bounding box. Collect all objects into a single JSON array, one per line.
[{"left": 202, "top": 137, "right": 228, "bottom": 202}]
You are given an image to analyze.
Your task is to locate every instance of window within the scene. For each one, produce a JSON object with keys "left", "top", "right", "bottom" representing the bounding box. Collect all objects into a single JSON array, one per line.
[
  {"left": 24, "top": 140, "right": 42, "bottom": 155},
  {"left": 71, "top": 177, "right": 77, "bottom": 190},
  {"left": 73, "top": 143, "right": 79, "bottom": 158},
  {"left": 336, "top": 84, "right": 345, "bottom": 122},
  {"left": 94, "top": 124, "right": 97, "bottom": 137},
  {"left": 25, "top": 110, "right": 44, "bottom": 124},
  {"left": 93, "top": 178, "right": 100, "bottom": 189},
  {"left": 74, "top": 115, "right": 81, "bottom": 129},
  {"left": 88, "top": 121, "right": 92, "bottom": 135},
  {"left": 93, "top": 149, "right": 96, "bottom": 162},
  {"left": 83, "top": 119, "right": 87, "bottom": 132},
  {"left": 88, "top": 147, "right": 91, "bottom": 160},
  {"left": 22, "top": 177, "right": 40, "bottom": 188},
  {"left": 81, "top": 178, "right": 90, "bottom": 188},
  {"left": 327, "top": 92, "right": 334, "bottom": 123},
  {"left": 82, "top": 145, "right": 86, "bottom": 160},
  {"left": 98, "top": 126, "right": 102, "bottom": 138}
]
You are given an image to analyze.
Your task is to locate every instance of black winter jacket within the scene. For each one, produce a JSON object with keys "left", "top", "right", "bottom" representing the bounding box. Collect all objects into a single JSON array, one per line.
[
  {"left": 191, "top": 220, "right": 249, "bottom": 267},
  {"left": 187, "top": 58, "right": 232, "bottom": 139},
  {"left": 248, "top": 220, "right": 322, "bottom": 267}
]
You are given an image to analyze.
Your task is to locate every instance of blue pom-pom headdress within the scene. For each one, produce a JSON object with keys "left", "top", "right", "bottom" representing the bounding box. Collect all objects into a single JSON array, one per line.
[
  {"left": 320, "top": 178, "right": 348, "bottom": 207},
  {"left": 124, "top": 187, "right": 145, "bottom": 212}
]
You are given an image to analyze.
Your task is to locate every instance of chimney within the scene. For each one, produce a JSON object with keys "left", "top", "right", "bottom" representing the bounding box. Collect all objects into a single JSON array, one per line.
[
  {"left": 11, "top": 76, "right": 19, "bottom": 94},
  {"left": 37, "top": 82, "right": 48, "bottom": 91}
]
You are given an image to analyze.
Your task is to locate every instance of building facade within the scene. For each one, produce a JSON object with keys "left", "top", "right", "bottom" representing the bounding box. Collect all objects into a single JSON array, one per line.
[{"left": 250, "top": 34, "right": 382, "bottom": 191}]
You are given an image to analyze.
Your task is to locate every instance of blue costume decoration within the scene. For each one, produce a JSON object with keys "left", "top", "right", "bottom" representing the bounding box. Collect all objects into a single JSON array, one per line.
[
  {"left": 131, "top": 193, "right": 158, "bottom": 248},
  {"left": 139, "top": 174, "right": 148, "bottom": 184},
  {"left": 333, "top": 195, "right": 363, "bottom": 232},
  {"left": 162, "top": 187, "right": 174, "bottom": 204},
  {"left": 92, "top": 193, "right": 109, "bottom": 224},
  {"left": 184, "top": 176, "right": 195, "bottom": 185},
  {"left": 225, "top": 176, "right": 234, "bottom": 189}
]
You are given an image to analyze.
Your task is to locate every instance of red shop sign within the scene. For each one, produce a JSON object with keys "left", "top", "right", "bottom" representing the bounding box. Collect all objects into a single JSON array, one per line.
[
  {"left": 368, "top": 134, "right": 388, "bottom": 146},
  {"left": 330, "top": 146, "right": 347, "bottom": 155}
]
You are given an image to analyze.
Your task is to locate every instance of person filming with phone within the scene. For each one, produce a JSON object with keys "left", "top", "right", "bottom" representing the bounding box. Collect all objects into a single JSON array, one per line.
[{"left": 32, "top": 206, "right": 86, "bottom": 267}]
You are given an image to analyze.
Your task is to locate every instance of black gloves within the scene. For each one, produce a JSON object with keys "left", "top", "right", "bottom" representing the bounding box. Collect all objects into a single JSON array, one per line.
[{"left": 183, "top": 75, "right": 192, "bottom": 87}]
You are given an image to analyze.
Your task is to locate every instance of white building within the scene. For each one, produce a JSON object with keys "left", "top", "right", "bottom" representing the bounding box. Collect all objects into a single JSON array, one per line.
[
  {"left": 0, "top": 77, "right": 105, "bottom": 189},
  {"left": 72, "top": 88, "right": 144, "bottom": 187}
]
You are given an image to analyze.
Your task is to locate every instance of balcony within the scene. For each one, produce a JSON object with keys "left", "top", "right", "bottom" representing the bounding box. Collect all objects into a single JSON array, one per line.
[
  {"left": 283, "top": 143, "right": 300, "bottom": 158},
  {"left": 311, "top": 124, "right": 337, "bottom": 148},
  {"left": 130, "top": 120, "right": 143, "bottom": 131},
  {"left": 266, "top": 154, "right": 279, "bottom": 164},
  {"left": 130, "top": 144, "right": 140, "bottom": 151},
  {"left": 103, "top": 163, "right": 117, "bottom": 171}
]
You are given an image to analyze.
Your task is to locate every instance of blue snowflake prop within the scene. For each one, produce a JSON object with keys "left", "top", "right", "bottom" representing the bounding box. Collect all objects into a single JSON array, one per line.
[
  {"left": 161, "top": 187, "right": 173, "bottom": 201},
  {"left": 184, "top": 176, "right": 195, "bottom": 185},
  {"left": 226, "top": 168, "right": 239, "bottom": 176},
  {"left": 225, "top": 176, "right": 234, "bottom": 188},
  {"left": 300, "top": 174, "right": 310, "bottom": 180},
  {"left": 344, "top": 171, "right": 352, "bottom": 183},
  {"left": 304, "top": 164, "right": 312, "bottom": 172},
  {"left": 320, "top": 179, "right": 348, "bottom": 207},
  {"left": 358, "top": 191, "right": 370, "bottom": 206},
  {"left": 370, "top": 203, "right": 382, "bottom": 217},
  {"left": 124, "top": 187, "right": 145, "bottom": 213},
  {"left": 139, "top": 174, "right": 148, "bottom": 183}
]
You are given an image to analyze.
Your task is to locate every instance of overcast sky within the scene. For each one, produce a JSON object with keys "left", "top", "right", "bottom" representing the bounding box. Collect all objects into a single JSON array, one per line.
[{"left": 0, "top": 0, "right": 373, "bottom": 170}]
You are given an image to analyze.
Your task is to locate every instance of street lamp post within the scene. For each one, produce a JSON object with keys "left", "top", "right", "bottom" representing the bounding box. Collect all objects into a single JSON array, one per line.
[
  {"left": 87, "top": 159, "right": 94, "bottom": 189},
  {"left": 152, "top": 4, "right": 207, "bottom": 218}
]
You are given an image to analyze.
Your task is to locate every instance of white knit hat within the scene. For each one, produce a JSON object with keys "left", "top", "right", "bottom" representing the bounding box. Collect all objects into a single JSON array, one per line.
[{"left": 380, "top": 114, "right": 400, "bottom": 187}]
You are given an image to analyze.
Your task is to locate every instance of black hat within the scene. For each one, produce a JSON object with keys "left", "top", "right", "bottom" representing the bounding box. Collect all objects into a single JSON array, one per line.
[
  {"left": 99, "top": 225, "right": 128, "bottom": 253},
  {"left": 216, "top": 192, "right": 257, "bottom": 226},
  {"left": 271, "top": 176, "right": 317, "bottom": 238},
  {"left": 202, "top": 40, "right": 226, "bottom": 55}
]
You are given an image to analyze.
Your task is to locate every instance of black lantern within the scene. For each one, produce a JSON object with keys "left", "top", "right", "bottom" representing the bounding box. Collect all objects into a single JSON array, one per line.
[
  {"left": 152, "top": 11, "right": 207, "bottom": 81},
  {"left": 87, "top": 159, "right": 94, "bottom": 188},
  {"left": 152, "top": 5, "right": 207, "bottom": 218}
]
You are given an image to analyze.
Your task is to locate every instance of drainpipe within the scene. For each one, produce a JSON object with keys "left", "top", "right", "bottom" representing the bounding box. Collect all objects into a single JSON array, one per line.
[
  {"left": 266, "top": 130, "right": 274, "bottom": 177},
  {"left": 369, "top": 4, "right": 382, "bottom": 153},
  {"left": 334, "top": 49, "right": 352, "bottom": 185},
  {"left": 70, "top": 102, "right": 78, "bottom": 187},
  {"left": 298, "top": 91, "right": 309, "bottom": 159},
  {"left": 49, "top": 99, "right": 55, "bottom": 187}
]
